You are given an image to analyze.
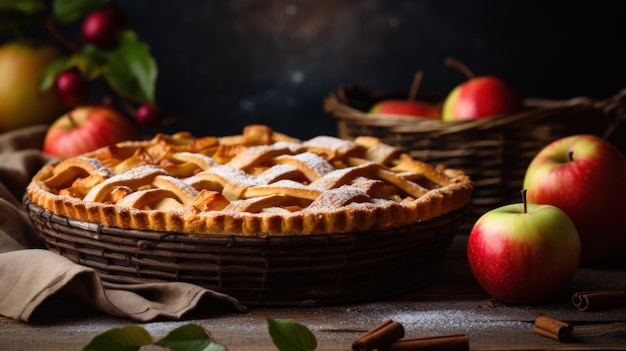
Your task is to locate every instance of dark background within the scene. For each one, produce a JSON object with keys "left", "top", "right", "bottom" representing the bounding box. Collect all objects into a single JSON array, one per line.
[{"left": 26, "top": 1, "right": 626, "bottom": 139}]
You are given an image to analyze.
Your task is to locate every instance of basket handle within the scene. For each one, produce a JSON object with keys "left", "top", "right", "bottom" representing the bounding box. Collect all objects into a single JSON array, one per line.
[
  {"left": 594, "top": 88, "right": 626, "bottom": 140},
  {"left": 325, "top": 85, "right": 626, "bottom": 137}
]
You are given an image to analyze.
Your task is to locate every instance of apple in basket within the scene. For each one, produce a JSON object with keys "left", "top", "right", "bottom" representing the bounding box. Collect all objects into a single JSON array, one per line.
[
  {"left": 370, "top": 100, "right": 441, "bottom": 119},
  {"left": 442, "top": 58, "right": 524, "bottom": 121},
  {"left": 523, "top": 134, "right": 626, "bottom": 264},
  {"left": 43, "top": 105, "right": 141, "bottom": 158},
  {"left": 369, "top": 71, "right": 442, "bottom": 119},
  {"left": 467, "top": 190, "right": 581, "bottom": 305}
]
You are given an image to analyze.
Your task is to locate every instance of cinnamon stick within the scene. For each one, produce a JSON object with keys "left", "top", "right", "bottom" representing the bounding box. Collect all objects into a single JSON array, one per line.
[
  {"left": 379, "top": 334, "right": 469, "bottom": 351},
  {"left": 352, "top": 320, "right": 405, "bottom": 351},
  {"left": 572, "top": 289, "right": 626, "bottom": 311},
  {"left": 532, "top": 316, "right": 573, "bottom": 342}
]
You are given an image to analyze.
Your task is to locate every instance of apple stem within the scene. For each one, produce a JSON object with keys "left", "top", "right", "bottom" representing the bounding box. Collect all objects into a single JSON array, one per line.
[
  {"left": 408, "top": 70, "right": 423, "bottom": 102},
  {"left": 444, "top": 57, "right": 476, "bottom": 79},
  {"left": 568, "top": 150, "right": 574, "bottom": 162},
  {"left": 521, "top": 189, "right": 528, "bottom": 214},
  {"left": 67, "top": 111, "right": 78, "bottom": 129}
]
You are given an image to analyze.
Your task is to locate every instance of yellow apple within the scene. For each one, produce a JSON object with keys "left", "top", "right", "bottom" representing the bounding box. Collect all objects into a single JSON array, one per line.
[{"left": 0, "top": 41, "right": 67, "bottom": 132}]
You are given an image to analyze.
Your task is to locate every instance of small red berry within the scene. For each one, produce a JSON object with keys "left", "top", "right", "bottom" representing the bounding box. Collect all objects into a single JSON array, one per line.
[
  {"left": 135, "top": 103, "right": 163, "bottom": 128},
  {"left": 54, "top": 71, "right": 90, "bottom": 108},
  {"left": 82, "top": 6, "right": 126, "bottom": 48}
]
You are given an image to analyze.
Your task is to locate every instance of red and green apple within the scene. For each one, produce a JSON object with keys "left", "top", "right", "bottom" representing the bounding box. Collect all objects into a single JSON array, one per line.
[
  {"left": 43, "top": 105, "right": 141, "bottom": 158},
  {"left": 522, "top": 134, "right": 626, "bottom": 264},
  {"left": 442, "top": 76, "right": 524, "bottom": 121},
  {"left": 467, "top": 191, "right": 581, "bottom": 305},
  {"left": 369, "top": 99, "right": 441, "bottom": 119}
]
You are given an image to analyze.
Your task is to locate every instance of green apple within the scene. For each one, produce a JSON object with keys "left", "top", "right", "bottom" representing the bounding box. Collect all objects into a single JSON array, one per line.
[{"left": 0, "top": 41, "right": 67, "bottom": 132}]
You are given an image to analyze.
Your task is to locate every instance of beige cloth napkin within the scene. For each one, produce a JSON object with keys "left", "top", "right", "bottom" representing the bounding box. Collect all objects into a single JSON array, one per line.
[{"left": 0, "top": 125, "right": 245, "bottom": 323}]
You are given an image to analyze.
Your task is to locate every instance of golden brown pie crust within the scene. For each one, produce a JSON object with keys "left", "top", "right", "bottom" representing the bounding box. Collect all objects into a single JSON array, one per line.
[{"left": 26, "top": 125, "right": 472, "bottom": 236}]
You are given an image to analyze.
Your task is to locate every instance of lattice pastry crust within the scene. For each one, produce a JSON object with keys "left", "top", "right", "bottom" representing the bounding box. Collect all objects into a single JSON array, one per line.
[{"left": 27, "top": 125, "right": 472, "bottom": 236}]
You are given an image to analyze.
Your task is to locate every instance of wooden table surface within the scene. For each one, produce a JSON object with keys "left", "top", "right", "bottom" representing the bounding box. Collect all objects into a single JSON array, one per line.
[{"left": 1, "top": 234, "right": 625, "bottom": 351}]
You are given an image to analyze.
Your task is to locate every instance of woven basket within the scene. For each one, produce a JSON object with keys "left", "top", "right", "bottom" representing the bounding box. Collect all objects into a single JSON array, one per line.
[
  {"left": 325, "top": 85, "right": 626, "bottom": 230},
  {"left": 24, "top": 195, "right": 469, "bottom": 306}
]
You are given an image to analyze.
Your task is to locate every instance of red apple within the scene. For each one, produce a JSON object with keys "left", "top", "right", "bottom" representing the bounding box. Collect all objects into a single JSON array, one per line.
[
  {"left": 43, "top": 105, "right": 141, "bottom": 158},
  {"left": 467, "top": 191, "right": 581, "bottom": 305},
  {"left": 0, "top": 41, "right": 67, "bottom": 132},
  {"left": 369, "top": 99, "right": 441, "bottom": 119},
  {"left": 442, "top": 76, "right": 524, "bottom": 121},
  {"left": 522, "top": 134, "right": 626, "bottom": 264}
]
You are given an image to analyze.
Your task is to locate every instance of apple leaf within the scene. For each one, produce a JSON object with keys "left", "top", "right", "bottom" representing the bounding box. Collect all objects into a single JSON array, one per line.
[
  {"left": 81, "top": 325, "right": 153, "bottom": 351},
  {"left": 0, "top": 0, "right": 42, "bottom": 35},
  {"left": 267, "top": 317, "right": 317, "bottom": 351},
  {"left": 39, "top": 56, "right": 70, "bottom": 91},
  {"left": 53, "top": 0, "right": 108, "bottom": 24},
  {"left": 0, "top": 0, "right": 43, "bottom": 14},
  {"left": 102, "top": 30, "right": 157, "bottom": 103},
  {"left": 72, "top": 44, "right": 108, "bottom": 78},
  {"left": 155, "top": 324, "right": 227, "bottom": 351}
]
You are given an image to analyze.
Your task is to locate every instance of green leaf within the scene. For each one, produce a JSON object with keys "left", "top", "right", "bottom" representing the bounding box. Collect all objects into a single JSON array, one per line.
[
  {"left": 82, "top": 325, "right": 153, "bottom": 351},
  {"left": 0, "top": 0, "right": 43, "bottom": 14},
  {"left": 155, "top": 323, "right": 227, "bottom": 351},
  {"left": 0, "top": 9, "right": 36, "bottom": 36},
  {"left": 73, "top": 44, "right": 108, "bottom": 78},
  {"left": 102, "top": 30, "right": 157, "bottom": 103},
  {"left": 40, "top": 56, "right": 71, "bottom": 91},
  {"left": 267, "top": 317, "right": 317, "bottom": 351},
  {"left": 53, "top": 0, "right": 108, "bottom": 23}
]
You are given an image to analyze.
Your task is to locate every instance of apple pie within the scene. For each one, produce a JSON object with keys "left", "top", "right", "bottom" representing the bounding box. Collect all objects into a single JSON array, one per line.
[{"left": 26, "top": 125, "right": 472, "bottom": 236}]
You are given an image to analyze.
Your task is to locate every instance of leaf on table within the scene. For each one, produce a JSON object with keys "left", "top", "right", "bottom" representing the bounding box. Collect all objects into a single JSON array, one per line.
[
  {"left": 82, "top": 325, "right": 153, "bottom": 351},
  {"left": 267, "top": 317, "right": 318, "bottom": 351},
  {"left": 155, "top": 323, "right": 227, "bottom": 351}
]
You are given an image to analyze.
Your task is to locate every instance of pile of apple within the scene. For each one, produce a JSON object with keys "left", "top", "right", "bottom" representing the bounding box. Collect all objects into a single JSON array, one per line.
[
  {"left": 369, "top": 59, "right": 524, "bottom": 121},
  {"left": 467, "top": 134, "right": 626, "bottom": 305},
  {"left": 0, "top": 2, "right": 166, "bottom": 158}
]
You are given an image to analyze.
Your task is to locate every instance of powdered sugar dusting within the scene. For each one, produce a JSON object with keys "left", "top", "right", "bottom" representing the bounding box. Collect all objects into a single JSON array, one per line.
[
  {"left": 291, "top": 152, "right": 334, "bottom": 176},
  {"left": 303, "top": 136, "right": 357, "bottom": 156},
  {"left": 306, "top": 186, "right": 369, "bottom": 210},
  {"left": 84, "top": 165, "right": 166, "bottom": 202},
  {"left": 173, "top": 152, "right": 218, "bottom": 169},
  {"left": 207, "top": 165, "right": 265, "bottom": 187},
  {"left": 258, "top": 164, "right": 299, "bottom": 183}
]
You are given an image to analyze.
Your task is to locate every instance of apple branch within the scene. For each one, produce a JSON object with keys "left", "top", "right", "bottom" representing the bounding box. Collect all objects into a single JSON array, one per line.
[
  {"left": 521, "top": 189, "right": 528, "bottom": 214},
  {"left": 39, "top": 2, "right": 78, "bottom": 53},
  {"left": 568, "top": 150, "right": 574, "bottom": 162}
]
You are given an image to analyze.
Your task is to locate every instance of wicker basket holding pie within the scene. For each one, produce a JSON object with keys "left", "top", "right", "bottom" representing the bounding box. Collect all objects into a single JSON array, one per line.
[{"left": 24, "top": 124, "right": 472, "bottom": 305}]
